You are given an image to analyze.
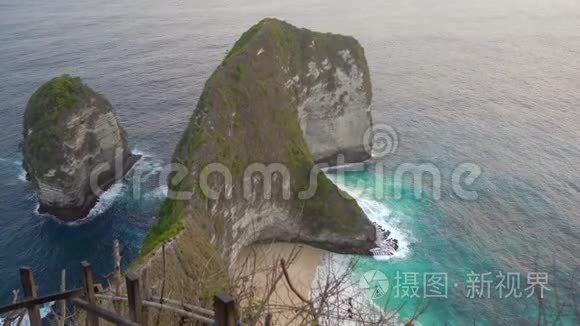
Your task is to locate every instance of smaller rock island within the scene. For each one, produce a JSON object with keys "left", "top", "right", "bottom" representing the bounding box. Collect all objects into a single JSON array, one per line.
[{"left": 21, "top": 75, "right": 140, "bottom": 221}]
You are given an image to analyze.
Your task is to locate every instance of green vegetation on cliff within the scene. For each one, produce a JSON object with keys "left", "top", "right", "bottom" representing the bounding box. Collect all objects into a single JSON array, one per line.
[
  {"left": 142, "top": 18, "right": 375, "bottom": 261},
  {"left": 140, "top": 199, "right": 185, "bottom": 256},
  {"left": 21, "top": 74, "right": 138, "bottom": 220},
  {"left": 223, "top": 21, "right": 264, "bottom": 64},
  {"left": 24, "top": 75, "right": 86, "bottom": 126},
  {"left": 141, "top": 101, "right": 206, "bottom": 256},
  {"left": 137, "top": 19, "right": 376, "bottom": 313},
  {"left": 22, "top": 75, "right": 98, "bottom": 175}
]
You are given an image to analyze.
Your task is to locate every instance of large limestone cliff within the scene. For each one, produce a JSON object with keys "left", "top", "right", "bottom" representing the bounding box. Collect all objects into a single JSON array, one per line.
[
  {"left": 293, "top": 27, "right": 373, "bottom": 165},
  {"left": 22, "top": 75, "right": 140, "bottom": 221},
  {"left": 142, "top": 18, "right": 376, "bottom": 273}
]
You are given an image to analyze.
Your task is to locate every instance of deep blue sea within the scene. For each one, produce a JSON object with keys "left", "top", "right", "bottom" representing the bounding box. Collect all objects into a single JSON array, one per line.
[{"left": 1, "top": 0, "right": 579, "bottom": 324}]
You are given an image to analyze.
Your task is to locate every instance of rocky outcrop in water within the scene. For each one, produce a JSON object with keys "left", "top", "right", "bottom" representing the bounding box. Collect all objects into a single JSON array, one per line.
[
  {"left": 142, "top": 18, "right": 377, "bottom": 266},
  {"left": 22, "top": 75, "right": 140, "bottom": 221},
  {"left": 370, "top": 223, "right": 399, "bottom": 256}
]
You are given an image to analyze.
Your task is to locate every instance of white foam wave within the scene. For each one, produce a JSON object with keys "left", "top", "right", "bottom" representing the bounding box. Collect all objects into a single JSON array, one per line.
[
  {"left": 0, "top": 158, "right": 21, "bottom": 167},
  {"left": 357, "top": 197, "right": 411, "bottom": 260},
  {"left": 126, "top": 149, "right": 165, "bottom": 185},
  {"left": 0, "top": 302, "right": 54, "bottom": 324},
  {"left": 0, "top": 157, "right": 28, "bottom": 182},
  {"left": 145, "top": 185, "right": 168, "bottom": 200},
  {"left": 18, "top": 169, "right": 27, "bottom": 182},
  {"left": 32, "top": 153, "right": 165, "bottom": 224},
  {"left": 86, "top": 182, "right": 126, "bottom": 218},
  {"left": 34, "top": 182, "right": 126, "bottom": 225},
  {"left": 311, "top": 254, "right": 407, "bottom": 325},
  {"left": 131, "top": 148, "right": 153, "bottom": 158},
  {"left": 332, "top": 178, "right": 412, "bottom": 261}
]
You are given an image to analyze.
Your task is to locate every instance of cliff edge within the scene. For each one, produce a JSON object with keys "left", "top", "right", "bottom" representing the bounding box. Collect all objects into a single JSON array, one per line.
[
  {"left": 22, "top": 75, "right": 140, "bottom": 220},
  {"left": 142, "top": 19, "right": 376, "bottom": 267}
]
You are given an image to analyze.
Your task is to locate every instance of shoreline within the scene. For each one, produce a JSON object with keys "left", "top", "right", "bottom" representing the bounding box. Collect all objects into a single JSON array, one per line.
[
  {"left": 36, "top": 152, "right": 142, "bottom": 221},
  {"left": 234, "top": 242, "right": 324, "bottom": 325},
  {"left": 234, "top": 242, "right": 398, "bottom": 325}
]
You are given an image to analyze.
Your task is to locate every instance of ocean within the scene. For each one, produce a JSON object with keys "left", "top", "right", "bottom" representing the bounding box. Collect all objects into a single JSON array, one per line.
[{"left": 0, "top": 0, "right": 578, "bottom": 324}]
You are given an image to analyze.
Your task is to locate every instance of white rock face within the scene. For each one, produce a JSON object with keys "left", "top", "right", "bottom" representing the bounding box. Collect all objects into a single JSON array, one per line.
[
  {"left": 287, "top": 43, "right": 373, "bottom": 165},
  {"left": 149, "top": 19, "right": 377, "bottom": 275},
  {"left": 36, "top": 108, "right": 126, "bottom": 209},
  {"left": 22, "top": 76, "right": 140, "bottom": 220},
  {"left": 297, "top": 54, "right": 372, "bottom": 164},
  {"left": 136, "top": 21, "right": 380, "bottom": 306}
]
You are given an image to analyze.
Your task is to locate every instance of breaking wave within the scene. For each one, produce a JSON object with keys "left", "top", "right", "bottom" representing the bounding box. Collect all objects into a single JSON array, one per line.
[
  {"left": 31, "top": 149, "right": 165, "bottom": 224},
  {"left": 331, "top": 178, "right": 413, "bottom": 261}
]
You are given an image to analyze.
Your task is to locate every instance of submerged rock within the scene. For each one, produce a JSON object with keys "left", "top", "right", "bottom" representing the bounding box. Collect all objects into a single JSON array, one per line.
[
  {"left": 143, "top": 18, "right": 376, "bottom": 267},
  {"left": 22, "top": 75, "right": 140, "bottom": 221}
]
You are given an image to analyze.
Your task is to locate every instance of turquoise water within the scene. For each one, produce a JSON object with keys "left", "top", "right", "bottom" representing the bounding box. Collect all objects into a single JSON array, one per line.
[
  {"left": 331, "top": 167, "right": 579, "bottom": 324},
  {"left": 0, "top": 152, "right": 165, "bottom": 300},
  {"left": 1, "top": 0, "right": 579, "bottom": 323}
]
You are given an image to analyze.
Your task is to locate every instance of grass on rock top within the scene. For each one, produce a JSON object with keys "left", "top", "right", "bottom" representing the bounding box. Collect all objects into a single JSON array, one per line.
[
  {"left": 24, "top": 74, "right": 92, "bottom": 130},
  {"left": 142, "top": 17, "right": 371, "bottom": 257},
  {"left": 22, "top": 74, "right": 98, "bottom": 175}
]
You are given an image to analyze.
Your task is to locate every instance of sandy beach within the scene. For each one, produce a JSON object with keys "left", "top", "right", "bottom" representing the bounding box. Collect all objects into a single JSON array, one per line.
[
  {"left": 235, "top": 242, "right": 324, "bottom": 325},
  {"left": 235, "top": 243, "right": 397, "bottom": 325}
]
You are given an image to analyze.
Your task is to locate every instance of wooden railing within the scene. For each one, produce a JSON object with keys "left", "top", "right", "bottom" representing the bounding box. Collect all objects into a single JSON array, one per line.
[{"left": 0, "top": 262, "right": 240, "bottom": 326}]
